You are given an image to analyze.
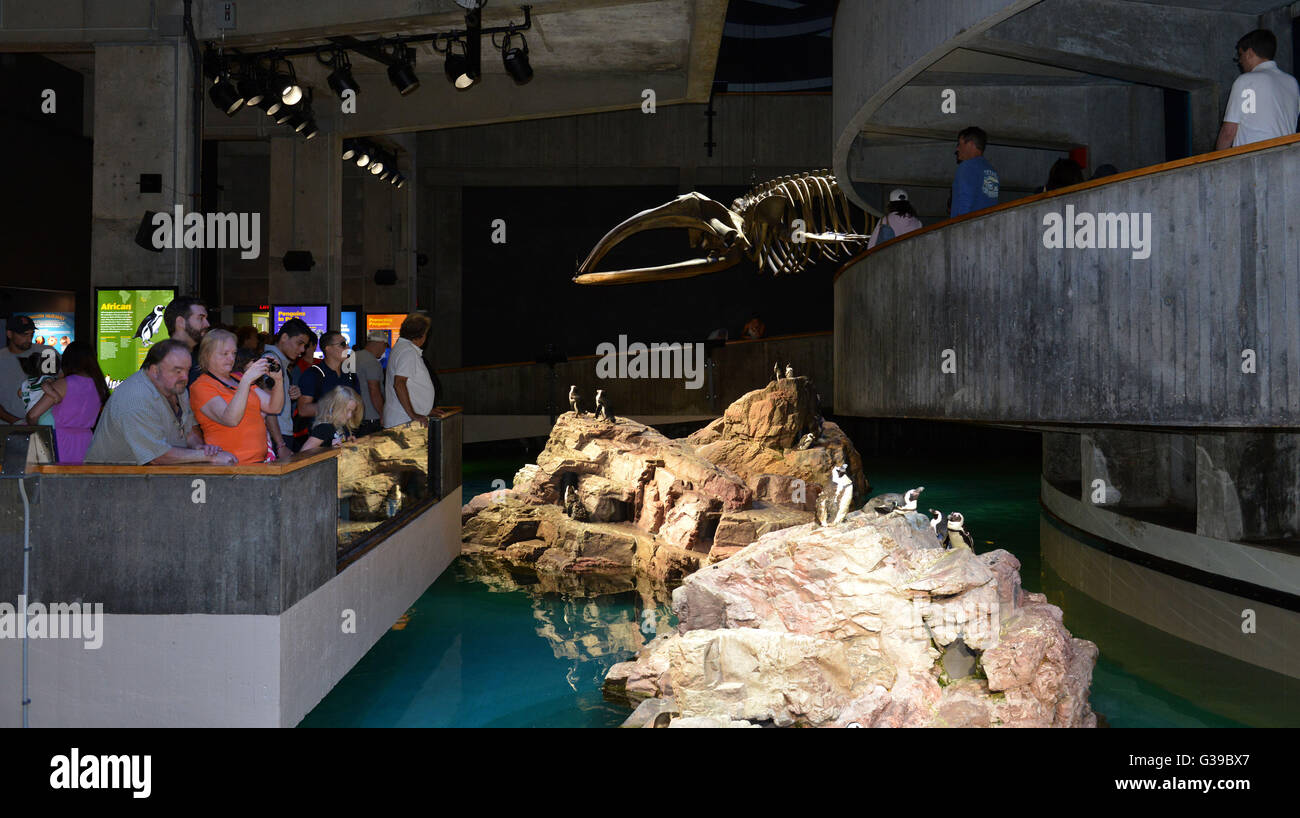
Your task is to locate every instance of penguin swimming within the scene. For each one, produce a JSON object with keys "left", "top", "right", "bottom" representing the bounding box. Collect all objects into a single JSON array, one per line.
[
  {"left": 568, "top": 384, "right": 582, "bottom": 416},
  {"left": 945, "top": 511, "right": 974, "bottom": 550},
  {"left": 869, "top": 486, "right": 924, "bottom": 515},
  {"left": 133, "top": 304, "right": 167, "bottom": 344}
]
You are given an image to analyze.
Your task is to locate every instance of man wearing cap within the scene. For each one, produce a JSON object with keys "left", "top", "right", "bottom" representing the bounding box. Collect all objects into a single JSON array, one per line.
[
  {"left": 353, "top": 330, "right": 389, "bottom": 436},
  {"left": 867, "top": 189, "right": 924, "bottom": 248},
  {"left": 0, "top": 316, "right": 57, "bottom": 425}
]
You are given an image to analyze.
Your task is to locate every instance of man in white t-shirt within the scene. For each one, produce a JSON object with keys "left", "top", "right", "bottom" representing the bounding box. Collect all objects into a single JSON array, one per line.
[
  {"left": 382, "top": 313, "right": 438, "bottom": 428},
  {"left": 1217, "top": 29, "right": 1300, "bottom": 150}
]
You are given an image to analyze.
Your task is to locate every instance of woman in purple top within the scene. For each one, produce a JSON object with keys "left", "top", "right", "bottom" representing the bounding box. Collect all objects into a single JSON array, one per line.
[{"left": 25, "top": 341, "right": 109, "bottom": 464}]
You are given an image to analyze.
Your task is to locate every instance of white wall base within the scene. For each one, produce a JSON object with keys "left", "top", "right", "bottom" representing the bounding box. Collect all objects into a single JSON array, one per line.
[{"left": 0, "top": 487, "right": 461, "bottom": 728}]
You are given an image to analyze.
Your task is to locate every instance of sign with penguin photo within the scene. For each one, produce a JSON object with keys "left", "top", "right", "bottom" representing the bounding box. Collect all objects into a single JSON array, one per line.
[{"left": 95, "top": 287, "right": 176, "bottom": 392}]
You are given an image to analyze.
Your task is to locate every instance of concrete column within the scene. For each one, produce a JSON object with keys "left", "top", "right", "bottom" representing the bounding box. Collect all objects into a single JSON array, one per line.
[
  {"left": 267, "top": 131, "right": 342, "bottom": 320},
  {"left": 1042, "top": 431, "right": 1081, "bottom": 496},
  {"left": 429, "top": 186, "right": 462, "bottom": 368},
  {"left": 90, "top": 42, "right": 195, "bottom": 290},
  {"left": 1081, "top": 430, "right": 1196, "bottom": 509},
  {"left": 1196, "top": 432, "right": 1300, "bottom": 542}
]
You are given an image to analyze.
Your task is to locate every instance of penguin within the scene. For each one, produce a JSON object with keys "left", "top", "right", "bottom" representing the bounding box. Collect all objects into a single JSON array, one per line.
[
  {"left": 785, "top": 363, "right": 795, "bottom": 379},
  {"left": 563, "top": 484, "right": 577, "bottom": 516},
  {"left": 831, "top": 464, "right": 854, "bottom": 524},
  {"left": 928, "top": 509, "right": 945, "bottom": 543},
  {"left": 796, "top": 432, "right": 816, "bottom": 450},
  {"left": 773, "top": 362, "right": 782, "bottom": 382},
  {"left": 869, "top": 486, "right": 924, "bottom": 515},
  {"left": 640, "top": 608, "right": 657, "bottom": 636},
  {"left": 945, "top": 511, "right": 974, "bottom": 550},
  {"left": 568, "top": 384, "right": 582, "bottom": 416},
  {"left": 133, "top": 304, "right": 167, "bottom": 344},
  {"left": 594, "top": 389, "right": 611, "bottom": 422}
]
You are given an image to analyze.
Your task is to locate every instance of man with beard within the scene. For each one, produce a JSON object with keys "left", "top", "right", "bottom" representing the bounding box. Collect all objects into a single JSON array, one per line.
[
  {"left": 162, "top": 296, "right": 210, "bottom": 386},
  {"left": 0, "top": 315, "right": 56, "bottom": 424},
  {"left": 85, "top": 339, "right": 235, "bottom": 465}
]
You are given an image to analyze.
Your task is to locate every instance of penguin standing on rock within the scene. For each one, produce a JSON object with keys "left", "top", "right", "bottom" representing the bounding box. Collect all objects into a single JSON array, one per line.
[
  {"left": 595, "top": 389, "right": 612, "bottom": 422},
  {"left": 568, "top": 385, "right": 582, "bottom": 416},
  {"left": 928, "top": 509, "right": 946, "bottom": 543},
  {"left": 945, "top": 511, "right": 974, "bottom": 550},
  {"left": 773, "top": 362, "right": 782, "bottom": 382},
  {"left": 785, "top": 363, "right": 795, "bottom": 379}
]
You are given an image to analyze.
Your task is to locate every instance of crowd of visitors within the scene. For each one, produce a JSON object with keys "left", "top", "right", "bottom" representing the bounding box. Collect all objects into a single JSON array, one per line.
[{"left": 1, "top": 297, "right": 441, "bottom": 467}]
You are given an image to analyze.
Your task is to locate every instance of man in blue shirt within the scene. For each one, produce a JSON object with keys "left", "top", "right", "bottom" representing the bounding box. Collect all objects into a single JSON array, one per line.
[{"left": 950, "top": 126, "right": 1000, "bottom": 217}]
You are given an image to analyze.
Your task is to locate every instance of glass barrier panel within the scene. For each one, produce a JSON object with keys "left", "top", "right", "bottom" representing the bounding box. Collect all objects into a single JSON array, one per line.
[{"left": 336, "top": 421, "right": 431, "bottom": 554}]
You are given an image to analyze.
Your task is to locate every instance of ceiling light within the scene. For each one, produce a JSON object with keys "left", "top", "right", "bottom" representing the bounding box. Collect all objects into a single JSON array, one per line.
[
  {"left": 327, "top": 51, "right": 360, "bottom": 97},
  {"left": 387, "top": 45, "right": 420, "bottom": 95},
  {"left": 276, "top": 60, "right": 303, "bottom": 105},
  {"left": 209, "top": 74, "right": 244, "bottom": 115},
  {"left": 503, "top": 33, "right": 533, "bottom": 85},
  {"left": 342, "top": 139, "right": 357, "bottom": 161},
  {"left": 460, "top": 7, "right": 482, "bottom": 90},
  {"left": 302, "top": 120, "right": 319, "bottom": 140},
  {"left": 237, "top": 71, "right": 264, "bottom": 107}
]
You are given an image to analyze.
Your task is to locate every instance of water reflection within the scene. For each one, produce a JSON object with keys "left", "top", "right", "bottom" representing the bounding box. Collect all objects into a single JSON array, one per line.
[{"left": 1040, "top": 513, "right": 1299, "bottom": 727}]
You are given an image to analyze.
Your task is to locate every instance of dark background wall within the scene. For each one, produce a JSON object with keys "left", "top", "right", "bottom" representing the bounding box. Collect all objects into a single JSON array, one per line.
[
  {"left": 459, "top": 184, "right": 847, "bottom": 366},
  {"left": 0, "top": 54, "right": 92, "bottom": 339}
]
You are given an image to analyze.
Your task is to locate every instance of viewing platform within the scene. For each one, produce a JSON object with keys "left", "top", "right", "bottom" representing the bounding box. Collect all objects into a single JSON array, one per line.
[{"left": 0, "top": 411, "right": 463, "bottom": 727}]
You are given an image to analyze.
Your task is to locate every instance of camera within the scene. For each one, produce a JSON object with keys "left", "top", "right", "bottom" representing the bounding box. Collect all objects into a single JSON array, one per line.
[{"left": 257, "top": 355, "right": 281, "bottom": 390}]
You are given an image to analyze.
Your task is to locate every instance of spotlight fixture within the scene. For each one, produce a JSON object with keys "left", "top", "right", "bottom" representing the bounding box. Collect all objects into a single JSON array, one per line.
[
  {"left": 202, "top": 48, "right": 223, "bottom": 85},
  {"left": 387, "top": 44, "right": 420, "bottom": 95},
  {"left": 444, "top": 42, "right": 469, "bottom": 87},
  {"left": 325, "top": 50, "right": 360, "bottom": 98},
  {"left": 341, "top": 138, "right": 358, "bottom": 161},
  {"left": 379, "top": 169, "right": 391, "bottom": 181},
  {"left": 369, "top": 154, "right": 386, "bottom": 175},
  {"left": 286, "top": 109, "right": 309, "bottom": 132},
  {"left": 255, "top": 73, "right": 283, "bottom": 116},
  {"left": 393, "top": 174, "right": 406, "bottom": 189},
  {"left": 302, "top": 120, "right": 320, "bottom": 140},
  {"left": 355, "top": 144, "right": 371, "bottom": 167},
  {"left": 236, "top": 69, "right": 265, "bottom": 107},
  {"left": 209, "top": 73, "right": 244, "bottom": 115},
  {"left": 502, "top": 32, "right": 533, "bottom": 85},
  {"left": 275, "top": 59, "right": 303, "bottom": 105}
]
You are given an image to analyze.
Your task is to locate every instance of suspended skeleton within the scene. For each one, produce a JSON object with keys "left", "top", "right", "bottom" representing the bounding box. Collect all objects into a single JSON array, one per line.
[{"left": 574, "top": 170, "right": 872, "bottom": 285}]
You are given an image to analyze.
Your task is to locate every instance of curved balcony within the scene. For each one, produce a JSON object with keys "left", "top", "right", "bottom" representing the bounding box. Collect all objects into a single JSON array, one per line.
[{"left": 834, "top": 134, "right": 1300, "bottom": 428}]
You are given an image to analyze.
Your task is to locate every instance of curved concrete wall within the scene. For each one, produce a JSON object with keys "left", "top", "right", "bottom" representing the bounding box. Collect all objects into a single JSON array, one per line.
[
  {"left": 832, "top": 0, "right": 1039, "bottom": 212},
  {"left": 834, "top": 136, "right": 1300, "bottom": 428}
]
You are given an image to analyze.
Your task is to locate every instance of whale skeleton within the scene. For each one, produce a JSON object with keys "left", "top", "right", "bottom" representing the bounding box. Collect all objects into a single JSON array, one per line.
[{"left": 574, "top": 170, "right": 872, "bottom": 286}]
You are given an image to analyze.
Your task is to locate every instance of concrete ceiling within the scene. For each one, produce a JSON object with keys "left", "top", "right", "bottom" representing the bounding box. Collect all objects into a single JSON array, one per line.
[
  {"left": 1125, "top": 0, "right": 1291, "bottom": 12},
  {"left": 925, "top": 48, "right": 1089, "bottom": 78}
]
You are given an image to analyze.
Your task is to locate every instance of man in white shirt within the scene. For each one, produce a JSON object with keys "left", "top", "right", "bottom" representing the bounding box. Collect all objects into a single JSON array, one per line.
[
  {"left": 1217, "top": 29, "right": 1300, "bottom": 150},
  {"left": 383, "top": 313, "right": 438, "bottom": 428}
]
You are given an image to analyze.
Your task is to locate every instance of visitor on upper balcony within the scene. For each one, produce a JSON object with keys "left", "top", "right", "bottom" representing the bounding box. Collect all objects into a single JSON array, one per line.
[
  {"left": 1216, "top": 29, "right": 1299, "bottom": 151},
  {"left": 1043, "top": 158, "right": 1086, "bottom": 192},
  {"left": 867, "top": 189, "right": 923, "bottom": 248},
  {"left": 950, "top": 126, "right": 1000, "bottom": 218}
]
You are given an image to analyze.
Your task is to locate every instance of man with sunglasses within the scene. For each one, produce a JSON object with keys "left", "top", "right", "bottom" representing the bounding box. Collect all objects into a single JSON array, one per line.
[
  {"left": 294, "top": 329, "right": 360, "bottom": 451},
  {"left": 1216, "top": 29, "right": 1299, "bottom": 151}
]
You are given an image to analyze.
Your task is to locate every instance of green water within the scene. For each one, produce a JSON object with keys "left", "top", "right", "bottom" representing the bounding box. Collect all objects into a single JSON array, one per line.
[{"left": 302, "top": 452, "right": 1248, "bottom": 727}]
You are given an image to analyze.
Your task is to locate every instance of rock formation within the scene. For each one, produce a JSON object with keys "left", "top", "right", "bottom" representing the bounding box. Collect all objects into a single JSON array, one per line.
[
  {"left": 603, "top": 510, "right": 1098, "bottom": 728},
  {"left": 461, "top": 376, "right": 865, "bottom": 589}
]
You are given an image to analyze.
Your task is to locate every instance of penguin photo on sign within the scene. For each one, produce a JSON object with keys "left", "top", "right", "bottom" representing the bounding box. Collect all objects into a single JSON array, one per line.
[{"left": 133, "top": 304, "right": 167, "bottom": 345}]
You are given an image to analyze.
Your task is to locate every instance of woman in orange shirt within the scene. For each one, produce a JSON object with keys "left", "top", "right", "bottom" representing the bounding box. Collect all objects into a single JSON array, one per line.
[{"left": 190, "top": 329, "right": 285, "bottom": 464}]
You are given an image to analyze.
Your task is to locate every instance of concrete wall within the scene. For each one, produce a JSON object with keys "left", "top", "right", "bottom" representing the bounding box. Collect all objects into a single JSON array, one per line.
[
  {"left": 438, "top": 332, "right": 832, "bottom": 416},
  {"left": 0, "top": 460, "right": 337, "bottom": 616},
  {"left": 835, "top": 138, "right": 1300, "bottom": 427}
]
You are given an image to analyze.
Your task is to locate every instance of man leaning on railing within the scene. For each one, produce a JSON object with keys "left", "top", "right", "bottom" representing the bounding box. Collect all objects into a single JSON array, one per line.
[
  {"left": 1216, "top": 29, "right": 1299, "bottom": 151},
  {"left": 84, "top": 339, "right": 237, "bottom": 466}
]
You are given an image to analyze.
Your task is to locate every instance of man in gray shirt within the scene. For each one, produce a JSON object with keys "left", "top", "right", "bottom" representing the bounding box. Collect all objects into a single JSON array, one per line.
[
  {"left": 352, "top": 331, "right": 388, "bottom": 436},
  {"left": 85, "top": 339, "right": 236, "bottom": 465},
  {"left": 0, "top": 315, "right": 55, "bottom": 424}
]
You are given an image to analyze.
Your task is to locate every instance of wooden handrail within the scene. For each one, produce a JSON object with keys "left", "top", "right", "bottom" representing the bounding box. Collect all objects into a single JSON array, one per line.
[
  {"left": 36, "top": 446, "right": 339, "bottom": 476},
  {"left": 833, "top": 131, "right": 1300, "bottom": 282}
]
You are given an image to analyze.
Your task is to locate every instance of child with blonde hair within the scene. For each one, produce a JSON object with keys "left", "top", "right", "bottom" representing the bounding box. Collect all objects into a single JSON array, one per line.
[{"left": 300, "top": 385, "right": 363, "bottom": 451}]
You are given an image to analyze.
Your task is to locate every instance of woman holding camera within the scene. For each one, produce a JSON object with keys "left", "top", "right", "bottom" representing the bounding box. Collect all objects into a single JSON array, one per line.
[{"left": 190, "top": 329, "right": 284, "bottom": 464}]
